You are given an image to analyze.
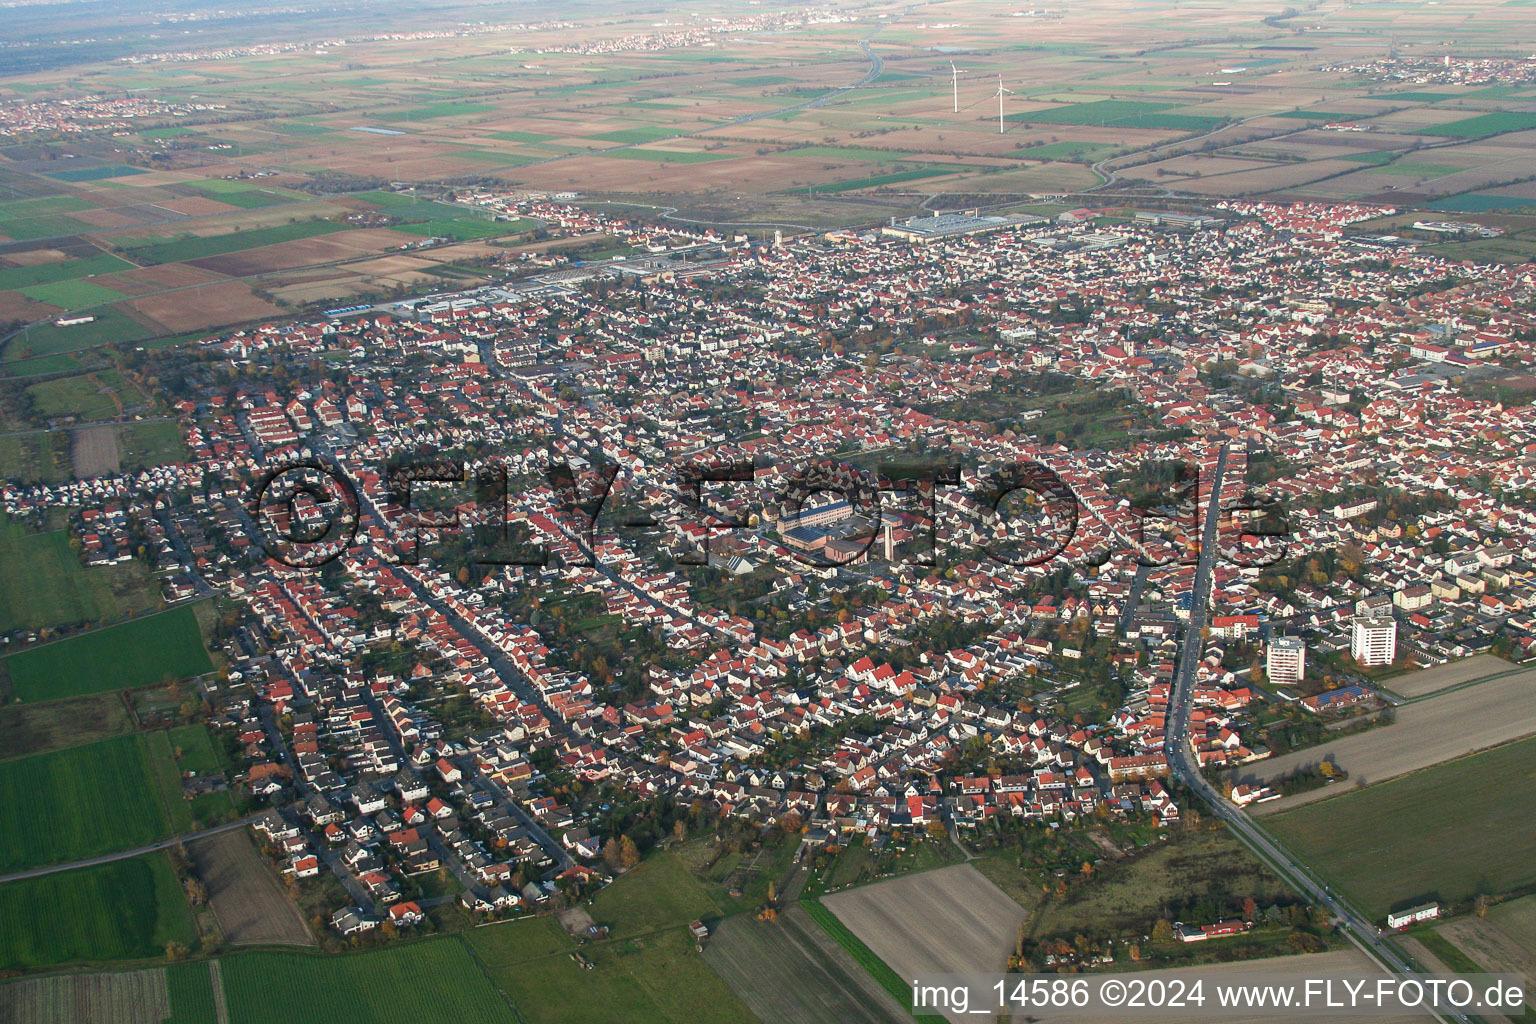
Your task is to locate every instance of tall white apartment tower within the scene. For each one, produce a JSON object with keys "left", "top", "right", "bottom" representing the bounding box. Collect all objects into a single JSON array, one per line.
[
  {"left": 1266, "top": 635, "right": 1307, "bottom": 686},
  {"left": 1351, "top": 614, "right": 1397, "bottom": 667}
]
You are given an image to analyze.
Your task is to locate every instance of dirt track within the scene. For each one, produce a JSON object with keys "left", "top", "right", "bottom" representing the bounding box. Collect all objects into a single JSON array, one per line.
[{"left": 190, "top": 829, "right": 313, "bottom": 946}]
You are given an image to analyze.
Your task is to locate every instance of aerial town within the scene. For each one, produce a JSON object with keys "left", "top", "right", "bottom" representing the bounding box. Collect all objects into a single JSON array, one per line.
[{"left": 1, "top": 0, "right": 1534, "bottom": 1022}]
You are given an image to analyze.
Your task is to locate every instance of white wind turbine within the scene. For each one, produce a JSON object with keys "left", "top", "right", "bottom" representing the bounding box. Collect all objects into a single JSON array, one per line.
[
  {"left": 949, "top": 61, "right": 967, "bottom": 113},
  {"left": 994, "top": 75, "right": 1013, "bottom": 134}
]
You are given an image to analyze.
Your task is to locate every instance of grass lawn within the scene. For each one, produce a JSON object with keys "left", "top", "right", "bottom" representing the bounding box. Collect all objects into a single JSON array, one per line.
[
  {"left": 591, "top": 850, "right": 722, "bottom": 934},
  {"left": 1264, "top": 735, "right": 1536, "bottom": 919},
  {"left": 0, "top": 733, "right": 171, "bottom": 872},
  {"left": 0, "top": 692, "right": 133, "bottom": 759},
  {"left": 0, "top": 433, "right": 71, "bottom": 485},
  {"left": 3, "top": 603, "right": 214, "bottom": 701},
  {"left": 118, "top": 419, "right": 189, "bottom": 470},
  {"left": 0, "top": 852, "right": 194, "bottom": 970},
  {"left": 219, "top": 939, "right": 515, "bottom": 1024},
  {"left": 147, "top": 729, "right": 194, "bottom": 833},
  {"left": 0, "top": 511, "right": 158, "bottom": 634}
]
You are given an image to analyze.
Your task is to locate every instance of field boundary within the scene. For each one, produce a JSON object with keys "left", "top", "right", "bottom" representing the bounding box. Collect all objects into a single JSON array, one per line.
[{"left": 800, "top": 896, "right": 944, "bottom": 1024}]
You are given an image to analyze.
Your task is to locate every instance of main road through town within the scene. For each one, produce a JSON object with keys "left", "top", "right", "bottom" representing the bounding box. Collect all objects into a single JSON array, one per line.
[{"left": 1166, "top": 444, "right": 1459, "bottom": 1024}]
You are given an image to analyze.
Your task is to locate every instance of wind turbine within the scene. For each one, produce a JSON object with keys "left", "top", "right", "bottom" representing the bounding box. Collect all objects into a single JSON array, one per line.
[
  {"left": 949, "top": 61, "right": 967, "bottom": 113},
  {"left": 994, "top": 75, "right": 1014, "bottom": 135}
]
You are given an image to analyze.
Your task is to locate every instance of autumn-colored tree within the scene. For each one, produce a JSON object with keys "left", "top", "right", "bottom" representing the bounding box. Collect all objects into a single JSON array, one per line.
[
  {"left": 602, "top": 837, "right": 623, "bottom": 872},
  {"left": 619, "top": 836, "right": 641, "bottom": 870},
  {"left": 673, "top": 819, "right": 687, "bottom": 844},
  {"left": 1151, "top": 919, "right": 1175, "bottom": 944},
  {"left": 1243, "top": 897, "right": 1258, "bottom": 922}
]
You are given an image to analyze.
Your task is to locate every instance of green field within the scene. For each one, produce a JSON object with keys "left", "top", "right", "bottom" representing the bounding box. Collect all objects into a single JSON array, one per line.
[
  {"left": 45, "top": 166, "right": 146, "bottom": 183},
  {"left": 118, "top": 220, "right": 347, "bottom": 264},
  {"left": 0, "top": 734, "right": 171, "bottom": 872},
  {"left": 0, "top": 853, "right": 194, "bottom": 970},
  {"left": 0, "top": 433, "right": 70, "bottom": 485},
  {"left": 1426, "top": 194, "right": 1536, "bottom": 213},
  {"left": 220, "top": 940, "right": 516, "bottom": 1024},
  {"left": 19, "top": 279, "right": 128, "bottom": 309},
  {"left": 598, "top": 148, "right": 732, "bottom": 164},
  {"left": 3, "top": 603, "right": 213, "bottom": 701},
  {"left": 591, "top": 126, "right": 688, "bottom": 144},
  {"left": 26, "top": 368, "right": 151, "bottom": 421},
  {"left": 1008, "top": 99, "right": 1224, "bottom": 131},
  {"left": 378, "top": 101, "right": 499, "bottom": 121},
  {"left": 394, "top": 218, "right": 522, "bottom": 241},
  {"left": 805, "top": 166, "right": 961, "bottom": 193},
  {"left": 1414, "top": 112, "right": 1536, "bottom": 138},
  {"left": 1265, "top": 736, "right": 1536, "bottom": 919},
  {"left": 118, "top": 419, "right": 189, "bottom": 470},
  {"left": 464, "top": 851, "right": 757, "bottom": 1024},
  {"left": 3, "top": 308, "right": 157, "bottom": 363},
  {"left": 0, "top": 511, "right": 157, "bottom": 634},
  {"left": 0, "top": 252, "right": 135, "bottom": 292}
]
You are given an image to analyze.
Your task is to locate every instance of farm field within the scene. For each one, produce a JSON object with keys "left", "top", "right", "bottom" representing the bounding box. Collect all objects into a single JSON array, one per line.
[
  {"left": 190, "top": 830, "right": 313, "bottom": 947},
  {"left": 0, "top": 852, "right": 194, "bottom": 970},
  {"left": 1379, "top": 654, "right": 1516, "bottom": 698},
  {"left": 703, "top": 906, "right": 909, "bottom": 1024},
  {"left": 1240, "top": 665, "right": 1536, "bottom": 810},
  {"left": 1431, "top": 898, "right": 1536, "bottom": 1018},
  {"left": 218, "top": 940, "right": 516, "bottom": 1024},
  {"left": 2, "top": 602, "right": 213, "bottom": 701},
  {"left": 822, "top": 863, "right": 1026, "bottom": 978},
  {"left": 0, "top": 692, "right": 132, "bottom": 758},
  {"left": 0, "top": 732, "right": 171, "bottom": 872},
  {"left": 0, "top": 968, "right": 177, "bottom": 1024},
  {"left": 1264, "top": 736, "right": 1536, "bottom": 919},
  {"left": 464, "top": 851, "right": 758, "bottom": 1024},
  {"left": 0, "top": 511, "right": 157, "bottom": 635}
]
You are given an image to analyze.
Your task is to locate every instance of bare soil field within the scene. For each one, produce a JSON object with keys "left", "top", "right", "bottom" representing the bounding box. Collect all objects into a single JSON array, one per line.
[
  {"left": 1386, "top": 654, "right": 1515, "bottom": 698},
  {"left": 152, "top": 197, "right": 240, "bottom": 217},
  {"left": 1425, "top": 895, "right": 1536, "bottom": 1020},
  {"left": 187, "top": 228, "right": 418, "bottom": 277},
  {"left": 71, "top": 424, "right": 119, "bottom": 478},
  {"left": 190, "top": 828, "right": 314, "bottom": 946},
  {"left": 68, "top": 208, "right": 150, "bottom": 230},
  {"left": 704, "top": 904, "right": 908, "bottom": 1024},
  {"left": 0, "top": 248, "right": 71, "bottom": 267},
  {"left": 1243, "top": 666, "right": 1536, "bottom": 813},
  {"left": 823, "top": 863, "right": 1026, "bottom": 978},
  {"left": 0, "top": 968, "right": 170, "bottom": 1024},
  {"left": 128, "top": 281, "right": 283, "bottom": 333}
]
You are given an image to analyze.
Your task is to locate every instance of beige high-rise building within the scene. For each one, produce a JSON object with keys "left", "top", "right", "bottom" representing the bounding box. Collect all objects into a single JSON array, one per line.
[
  {"left": 1351, "top": 615, "right": 1397, "bottom": 667},
  {"left": 1266, "top": 635, "right": 1307, "bottom": 685}
]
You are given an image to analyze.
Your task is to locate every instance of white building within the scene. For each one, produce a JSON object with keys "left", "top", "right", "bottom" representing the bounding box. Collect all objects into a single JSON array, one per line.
[
  {"left": 1386, "top": 903, "right": 1439, "bottom": 929},
  {"left": 1266, "top": 636, "right": 1307, "bottom": 686},
  {"left": 1351, "top": 614, "right": 1397, "bottom": 667}
]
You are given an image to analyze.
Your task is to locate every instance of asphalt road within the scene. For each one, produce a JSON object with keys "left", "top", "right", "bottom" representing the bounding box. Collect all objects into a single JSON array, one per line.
[{"left": 1164, "top": 444, "right": 1457, "bottom": 1024}]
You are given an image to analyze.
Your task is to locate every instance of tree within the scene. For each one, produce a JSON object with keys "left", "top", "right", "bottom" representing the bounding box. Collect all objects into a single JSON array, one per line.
[
  {"left": 1243, "top": 896, "right": 1258, "bottom": 922},
  {"left": 673, "top": 819, "right": 687, "bottom": 844},
  {"left": 602, "top": 837, "right": 623, "bottom": 872},
  {"left": 1151, "top": 919, "right": 1175, "bottom": 944},
  {"left": 619, "top": 836, "right": 641, "bottom": 870},
  {"left": 165, "top": 941, "right": 189, "bottom": 961}
]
